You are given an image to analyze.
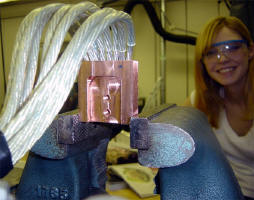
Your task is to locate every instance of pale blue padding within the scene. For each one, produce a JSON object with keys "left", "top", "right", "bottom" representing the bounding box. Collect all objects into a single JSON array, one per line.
[
  {"left": 138, "top": 123, "right": 195, "bottom": 167},
  {"left": 130, "top": 106, "right": 196, "bottom": 168}
]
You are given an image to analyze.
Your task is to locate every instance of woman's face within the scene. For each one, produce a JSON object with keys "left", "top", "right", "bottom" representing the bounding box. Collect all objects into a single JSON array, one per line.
[{"left": 203, "top": 26, "right": 254, "bottom": 88}]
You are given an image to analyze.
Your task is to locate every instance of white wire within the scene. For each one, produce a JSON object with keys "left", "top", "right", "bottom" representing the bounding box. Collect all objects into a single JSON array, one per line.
[
  {"left": 116, "top": 22, "right": 127, "bottom": 60},
  {"left": 39, "top": 4, "right": 72, "bottom": 76},
  {"left": 0, "top": 4, "right": 64, "bottom": 129},
  {"left": 0, "top": 2, "right": 135, "bottom": 164},
  {"left": 37, "top": 2, "right": 100, "bottom": 85},
  {"left": 103, "top": 27, "right": 113, "bottom": 60}
]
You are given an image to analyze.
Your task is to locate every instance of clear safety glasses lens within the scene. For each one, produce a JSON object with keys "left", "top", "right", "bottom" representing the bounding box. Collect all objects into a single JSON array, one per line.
[{"left": 203, "top": 40, "right": 247, "bottom": 63}]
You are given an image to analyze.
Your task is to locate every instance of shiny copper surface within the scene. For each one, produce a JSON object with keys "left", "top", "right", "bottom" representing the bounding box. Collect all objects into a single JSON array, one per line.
[{"left": 78, "top": 60, "right": 138, "bottom": 124}]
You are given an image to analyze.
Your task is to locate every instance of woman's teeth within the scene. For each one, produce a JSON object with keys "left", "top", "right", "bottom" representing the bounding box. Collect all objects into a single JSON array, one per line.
[{"left": 218, "top": 67, "right": 234, "bottom": 73}]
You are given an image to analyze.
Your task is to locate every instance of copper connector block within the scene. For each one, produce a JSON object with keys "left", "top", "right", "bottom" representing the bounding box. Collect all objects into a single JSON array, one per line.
[{"left": 78, "top": 60, "right": 138, "bottom": 124}]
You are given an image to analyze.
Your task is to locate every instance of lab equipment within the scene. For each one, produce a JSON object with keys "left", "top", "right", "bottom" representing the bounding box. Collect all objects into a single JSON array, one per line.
[{"left": 0, "top": 0, "right": 135, "bottom": 169}]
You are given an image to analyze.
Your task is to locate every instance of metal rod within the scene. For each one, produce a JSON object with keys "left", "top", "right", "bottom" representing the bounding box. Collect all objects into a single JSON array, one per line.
[{"left": 160, "top": 0, "right": 166, "bottom": 104}]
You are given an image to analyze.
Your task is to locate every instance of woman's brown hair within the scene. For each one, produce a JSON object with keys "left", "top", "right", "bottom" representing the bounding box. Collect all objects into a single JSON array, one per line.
[{"left": 194, "top": 16, "right": 254, "bottom": 128}]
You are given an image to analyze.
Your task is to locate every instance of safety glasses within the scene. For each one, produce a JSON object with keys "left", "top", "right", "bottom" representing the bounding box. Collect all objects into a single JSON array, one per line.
[{"left": 203, "top": 39, "right": 248, "bottom": 64}]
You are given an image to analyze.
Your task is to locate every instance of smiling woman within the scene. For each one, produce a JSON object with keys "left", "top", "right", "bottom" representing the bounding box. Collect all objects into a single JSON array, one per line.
[
  {"left": 202, "top": 27, "right": 252, "bottom": 90},
  {"left": 184, "top": 16, "right": 254, "bottom": 200}
]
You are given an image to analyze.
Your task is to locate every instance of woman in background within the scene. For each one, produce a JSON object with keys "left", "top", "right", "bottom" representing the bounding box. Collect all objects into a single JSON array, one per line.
[{"left": 185, "top": 16, "right": 254, "bottom": 200}]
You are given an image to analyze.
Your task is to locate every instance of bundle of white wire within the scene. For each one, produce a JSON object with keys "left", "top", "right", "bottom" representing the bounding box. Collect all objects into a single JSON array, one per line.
[{"left": 0, "top": 1, "right": 135, "bottom": 165}]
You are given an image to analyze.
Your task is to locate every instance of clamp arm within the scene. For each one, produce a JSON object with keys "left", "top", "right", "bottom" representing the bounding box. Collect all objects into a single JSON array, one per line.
[{"left": 0, "top": 131, "right": 13, "bottom": 178}]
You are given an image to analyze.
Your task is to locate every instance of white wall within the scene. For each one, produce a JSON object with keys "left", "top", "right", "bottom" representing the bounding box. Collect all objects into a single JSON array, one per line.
[{"left": 0, "top": 0, "right": 230, "bottom": 111}]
